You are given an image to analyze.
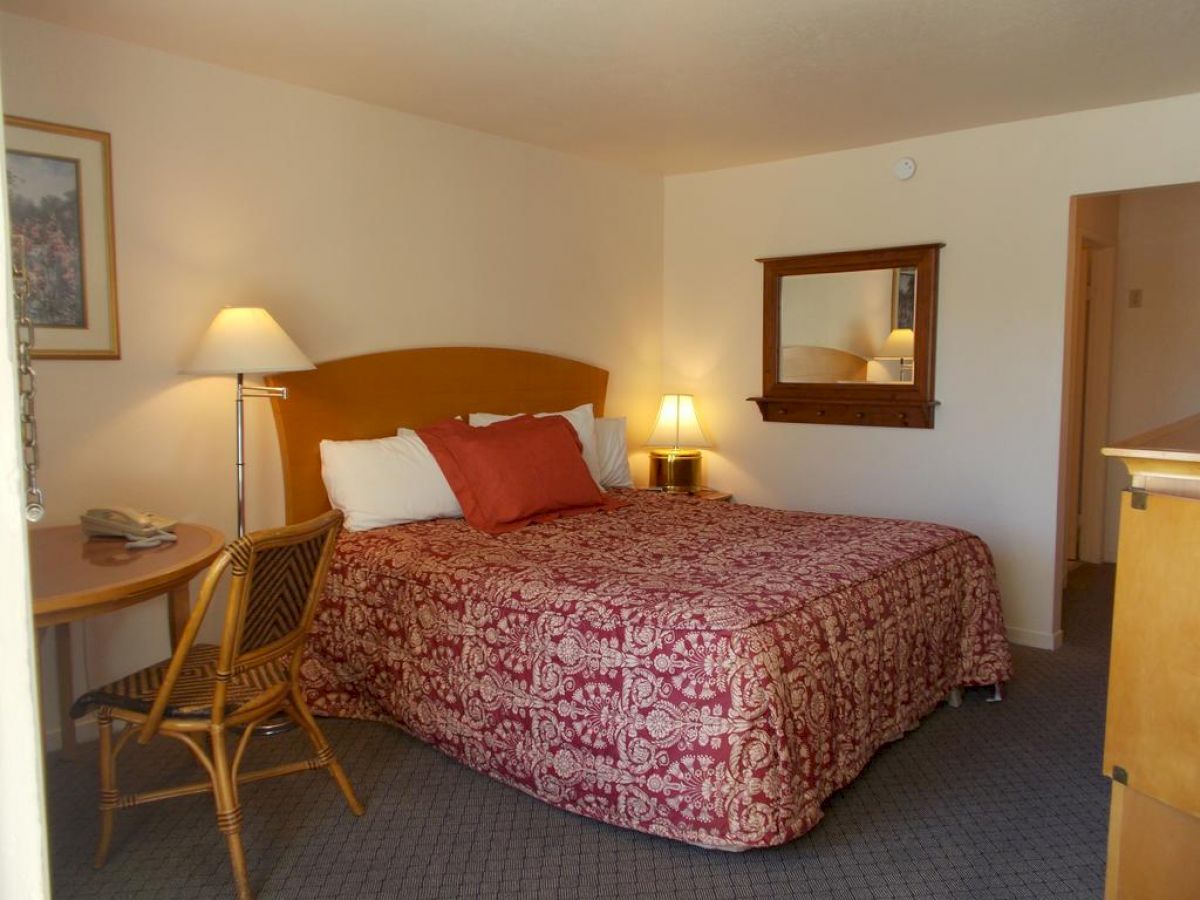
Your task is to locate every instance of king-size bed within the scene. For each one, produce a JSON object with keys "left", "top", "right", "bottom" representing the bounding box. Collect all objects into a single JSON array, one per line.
[{"left": 267, "top": 347, "right": 1012, "bottom": 851}]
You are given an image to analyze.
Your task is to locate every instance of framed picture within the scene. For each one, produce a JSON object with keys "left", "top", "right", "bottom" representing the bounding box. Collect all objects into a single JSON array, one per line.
[
  {"left": 891, "top": 266, "right": 916, "bottom": 331},
  {"left": 5, "top": 116, "right": 120, "bottom": 359}
]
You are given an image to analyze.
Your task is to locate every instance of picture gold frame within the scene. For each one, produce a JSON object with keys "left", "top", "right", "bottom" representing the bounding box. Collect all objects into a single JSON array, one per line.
[
  {"left": 891, "top": 265, "right": 916, "bottom": 331},
  {"left": 5, "top": 115, "right": 120, "bottom": 359}
]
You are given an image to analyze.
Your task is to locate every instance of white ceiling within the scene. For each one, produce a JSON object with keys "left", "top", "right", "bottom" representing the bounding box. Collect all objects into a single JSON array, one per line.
[{"left": 5, "top": 0, "right": 1200, "bottom": 173}]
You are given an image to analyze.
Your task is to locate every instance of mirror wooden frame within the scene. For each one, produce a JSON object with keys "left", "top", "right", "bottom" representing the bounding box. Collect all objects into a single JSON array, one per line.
[{"left": 751, "top": 242, "right": 944, "bottom": 428}]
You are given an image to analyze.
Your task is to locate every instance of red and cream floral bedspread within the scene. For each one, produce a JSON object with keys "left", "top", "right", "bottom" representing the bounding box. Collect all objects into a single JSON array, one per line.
[{"left": 301, "top": 490, "right": 1013, "bottom": 849}]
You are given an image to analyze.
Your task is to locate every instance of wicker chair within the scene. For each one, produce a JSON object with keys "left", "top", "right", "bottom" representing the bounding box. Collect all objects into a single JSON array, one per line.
[{"left": 71, "top": 510, "right": 362, "bottom": 900}]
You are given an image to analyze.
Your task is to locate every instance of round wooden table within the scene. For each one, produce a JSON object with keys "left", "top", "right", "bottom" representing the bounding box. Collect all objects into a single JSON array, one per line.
[{"left": 29, "top": 523, "right": 224, "bottom": 755}]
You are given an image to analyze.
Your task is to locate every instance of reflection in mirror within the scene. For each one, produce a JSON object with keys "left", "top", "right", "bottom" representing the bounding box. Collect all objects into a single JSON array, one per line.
[{"left": 778, "top": 267, "right": 918, "bottom": 384}]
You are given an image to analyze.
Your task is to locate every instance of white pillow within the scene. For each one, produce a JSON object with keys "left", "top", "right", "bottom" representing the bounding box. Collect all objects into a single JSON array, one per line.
[
  {"left": 468, "top": 403, "right": 604, "bottom": 487},
  {"left": 594, "top": 417, "right": 634, "bottom": 488},
  {"left": 319, "top": 430, "right": 462, "bottom": 531}
]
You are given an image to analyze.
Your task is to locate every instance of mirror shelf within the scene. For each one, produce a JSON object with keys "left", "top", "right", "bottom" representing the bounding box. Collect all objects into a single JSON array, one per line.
[{"left": 750, "top": 243, "right": 943, "bottom": 429}]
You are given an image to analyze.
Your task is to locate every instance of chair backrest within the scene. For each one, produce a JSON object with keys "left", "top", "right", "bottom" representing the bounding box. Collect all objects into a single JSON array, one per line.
[
  {"left": 221, "top": 510, "right": 342, "bottom": 669},
  {"left": 140, "top": 510, "right": 342, "bottom": 738}
]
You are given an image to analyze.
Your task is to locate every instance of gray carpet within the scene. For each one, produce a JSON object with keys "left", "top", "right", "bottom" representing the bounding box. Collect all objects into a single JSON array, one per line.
[{"left": 44, "top": 565, "right": 1113, "bottom": 899}]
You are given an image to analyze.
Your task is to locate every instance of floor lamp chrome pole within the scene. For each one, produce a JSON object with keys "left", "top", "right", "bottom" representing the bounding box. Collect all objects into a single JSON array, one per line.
[{"left": 185, "top": 307, "right": 314, "bottom": 537}]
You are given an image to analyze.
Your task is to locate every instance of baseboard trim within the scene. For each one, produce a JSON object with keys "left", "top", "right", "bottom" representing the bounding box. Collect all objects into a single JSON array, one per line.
[
  {"left": 42, "top": 714, "right": 98, "bottom": 754},
  {"left": 1006, "top": 626, "right": 1063, "bottom": 650}
]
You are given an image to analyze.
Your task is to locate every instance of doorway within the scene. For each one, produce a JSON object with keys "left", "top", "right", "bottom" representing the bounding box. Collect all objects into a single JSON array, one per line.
[{"left": 1059, "top": 182, "right": 1200, "bottom": 597}]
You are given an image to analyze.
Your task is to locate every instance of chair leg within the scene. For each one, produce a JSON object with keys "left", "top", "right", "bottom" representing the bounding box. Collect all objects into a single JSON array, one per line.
[
  {"left": 210, "top": 727, "right": 254, "bottom": 900},
  {"left": 288, "top": 687, "right": 364, "bottom": 816},
  {"left": 94, "top": 710, "right": 116, "bottom": 869}
]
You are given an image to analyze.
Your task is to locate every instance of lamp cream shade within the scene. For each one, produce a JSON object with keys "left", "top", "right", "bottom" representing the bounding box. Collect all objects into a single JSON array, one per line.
[
  {"left": 184, "top": 307, "right": 314, "bottom": 374},
  {"left": 645, "top": 393, "right": 712, "bottom": 449},
  {"left": 878, "top": 327, "right": 915, "bottom": 359}
]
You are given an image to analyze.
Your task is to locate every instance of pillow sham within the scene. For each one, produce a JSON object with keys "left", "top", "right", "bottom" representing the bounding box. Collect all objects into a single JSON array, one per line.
[
  {"left": 320, "top": 430, "right": 462, "bottom": 531},
  {"left": 468, "top": 403, "right": 604, "bottom": 487},
  {"left": 418, "top": 415, "right": 615, "bottom": 534},
  {"left": 594, "top": 417, "right": 634, "bottom": 488}
]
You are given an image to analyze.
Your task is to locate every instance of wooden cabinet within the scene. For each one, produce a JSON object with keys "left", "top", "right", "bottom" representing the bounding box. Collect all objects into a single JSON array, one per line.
[
  {"left": 689, "top": 488, "right": 732, "bottom": 502},
  {"left": 1101, "top": 414, "right": 1200, "bottom": 900}
]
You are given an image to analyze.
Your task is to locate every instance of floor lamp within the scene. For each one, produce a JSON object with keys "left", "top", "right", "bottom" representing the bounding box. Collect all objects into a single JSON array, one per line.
[{"left": 185, "top": 307, "right": 314, "bottom": 537}]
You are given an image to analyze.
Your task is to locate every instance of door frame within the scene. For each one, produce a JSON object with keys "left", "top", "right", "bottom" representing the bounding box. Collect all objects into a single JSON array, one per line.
[
  {"left": 1077, "top": 244, "right": 1116, "bottom": 562},
  {"left": 1057, "top": 194, "right": 1119, "bottom": 610}
]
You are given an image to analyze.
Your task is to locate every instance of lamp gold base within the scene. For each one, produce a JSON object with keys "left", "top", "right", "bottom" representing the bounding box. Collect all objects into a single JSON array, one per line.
[{"left": 649, "top": 449, "right": 702, "bottom": 492}]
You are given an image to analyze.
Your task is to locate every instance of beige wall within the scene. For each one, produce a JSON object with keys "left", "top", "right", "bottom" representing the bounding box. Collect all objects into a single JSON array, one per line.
[
  {"left": 0, "top": 14, "right": 663, "bottom": 745},
  {"left": 1104, "top": 182, "right": 1200, "bottom": 559},
  {"left": 664, "top": 93, "right": 1200, "bottom": 649}
]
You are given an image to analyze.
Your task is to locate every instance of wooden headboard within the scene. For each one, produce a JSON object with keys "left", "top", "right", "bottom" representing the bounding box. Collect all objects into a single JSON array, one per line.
[
  {"left": 780, "top": 345, "right": 869, "bottom": 383},
  {"left": 266, "top": 347, "right": 609, "bottom": 524}
]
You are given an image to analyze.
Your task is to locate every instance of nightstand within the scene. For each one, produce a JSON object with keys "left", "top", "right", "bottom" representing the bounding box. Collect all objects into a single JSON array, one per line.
[{"left": 642, "top": 487, "right": 732, "bottom": 502}]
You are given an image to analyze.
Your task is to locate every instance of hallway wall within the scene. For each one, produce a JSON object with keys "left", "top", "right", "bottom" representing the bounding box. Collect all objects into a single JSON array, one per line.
[{"left": 1105, "top": 182, "right": 1200, "bottom": 559}]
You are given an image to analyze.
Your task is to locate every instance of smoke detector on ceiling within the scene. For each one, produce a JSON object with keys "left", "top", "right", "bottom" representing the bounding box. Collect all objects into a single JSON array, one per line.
[{"left": 893, "top": 157, "right": 917, "bottom": 180}]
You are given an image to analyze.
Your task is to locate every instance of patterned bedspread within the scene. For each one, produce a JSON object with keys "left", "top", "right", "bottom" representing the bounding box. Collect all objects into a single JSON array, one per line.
[{"left": 301, "top": 490, "right": 1013, "bottom": 849}]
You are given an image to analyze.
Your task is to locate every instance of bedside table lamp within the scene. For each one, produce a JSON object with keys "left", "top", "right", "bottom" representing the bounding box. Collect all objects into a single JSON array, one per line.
[
  {"left": 645, "top": 393, "right": 712, "bottom": 492},
  {"left": 184, "top": 307, "right": 314, "bottom": 536}
]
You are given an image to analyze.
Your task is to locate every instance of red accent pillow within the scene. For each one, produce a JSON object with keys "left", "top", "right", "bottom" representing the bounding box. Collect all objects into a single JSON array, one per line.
[{"left": 418, "top": 415, "right": 619, "bottom": 534}]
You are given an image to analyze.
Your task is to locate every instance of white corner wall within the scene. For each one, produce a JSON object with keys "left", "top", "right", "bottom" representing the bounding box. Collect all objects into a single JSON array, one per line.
[
  {"left": 0, "top": 13, "right": 663, "bottom": 745},
  {"left": 664, "top": 93, "right": 1200, "bottom": 649},
  {"left": 780, "top": 269, "right": 893, "bottom": 359}
]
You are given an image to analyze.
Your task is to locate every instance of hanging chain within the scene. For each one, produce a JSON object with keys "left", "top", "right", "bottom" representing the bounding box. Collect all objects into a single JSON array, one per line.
[{"left": 12, "top": 237, "right": 45, "bottom": 522}]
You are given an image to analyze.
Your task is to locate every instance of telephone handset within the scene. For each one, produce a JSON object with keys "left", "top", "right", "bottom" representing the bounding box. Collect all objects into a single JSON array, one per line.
[{"left": 81, "top": 508, "right": 179, "bottom": 548}]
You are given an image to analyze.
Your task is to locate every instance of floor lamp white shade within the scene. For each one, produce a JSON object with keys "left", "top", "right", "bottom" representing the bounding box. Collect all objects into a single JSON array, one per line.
[
  {"left": 184, "top": 307, "right": 314, "bottom": 536},
  {"left": 186, "top": 307, "right": 314, "bottom": 375}
]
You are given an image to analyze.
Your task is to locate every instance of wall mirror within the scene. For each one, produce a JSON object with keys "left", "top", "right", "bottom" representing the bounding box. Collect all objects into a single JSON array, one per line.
[{"left": 751, "top": 243, "right": 943, "bottom": 428}]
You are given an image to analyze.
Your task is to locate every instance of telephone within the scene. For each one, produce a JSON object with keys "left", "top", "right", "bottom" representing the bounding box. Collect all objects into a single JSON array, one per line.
[{"left": 81, "top": 508, "right": 179, "bottom": 548}]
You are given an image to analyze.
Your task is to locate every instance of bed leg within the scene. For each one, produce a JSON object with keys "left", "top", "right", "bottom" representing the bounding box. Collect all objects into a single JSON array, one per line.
[
  {"left": 987, "top": 682, "right": 1004, "bottom": 703},
  {"left": 947, "top": 687, "right": 963, "bottom": 708}
]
